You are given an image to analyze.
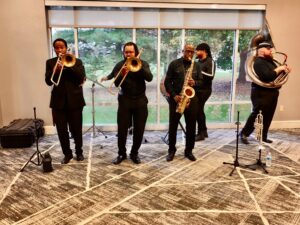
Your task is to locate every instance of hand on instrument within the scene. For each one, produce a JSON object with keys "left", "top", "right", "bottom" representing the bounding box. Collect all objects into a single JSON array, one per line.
[
  {"left": 121, "top": 66, "right": 129, "bottom": 77},
  {"left": 100, "top": 76, "right": 108, "bottom": 82},
  {"left": 276, "top": 65, "right": 291, "bottom": 74},
  {"left": 174, "top": 95, "right": 181, "bottom": 103},
  {"left": 53, "top": 63, "right": 63, "bottom": 74}
]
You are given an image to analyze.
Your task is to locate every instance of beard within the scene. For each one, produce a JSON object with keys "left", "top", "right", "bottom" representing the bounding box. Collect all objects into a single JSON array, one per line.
[
  {"left": 197, "top": 54, "right": 204, "bottom": 60},
  {"left": 264, "top": 53, "right": 273, "bottom": 60}
]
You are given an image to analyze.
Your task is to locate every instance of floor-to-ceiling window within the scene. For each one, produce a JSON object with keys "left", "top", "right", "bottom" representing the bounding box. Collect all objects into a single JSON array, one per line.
[{"left": 47, "top": 5, "right": 263, "bottom": 129}]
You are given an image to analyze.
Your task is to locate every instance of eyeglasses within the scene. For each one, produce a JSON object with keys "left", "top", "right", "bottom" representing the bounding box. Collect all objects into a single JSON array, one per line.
[{"left": 185, "top": 50, "right": 195, "bottom": 54}]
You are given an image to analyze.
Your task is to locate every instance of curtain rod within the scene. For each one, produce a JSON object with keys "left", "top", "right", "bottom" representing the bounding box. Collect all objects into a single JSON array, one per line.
[{"left": 45, "top": 1, "right": 266, "bottom": 10}]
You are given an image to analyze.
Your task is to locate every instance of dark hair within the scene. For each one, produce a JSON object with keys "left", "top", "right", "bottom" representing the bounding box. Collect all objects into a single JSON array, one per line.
[
  {"left": 196, "top": 43, "right": 212, "bottom": 58},
  {"left": 123, "top": 42, "right": 139, "bottom": 57},
  {"left": 53, "top": 38, "right": 68, "bottom": 48}
]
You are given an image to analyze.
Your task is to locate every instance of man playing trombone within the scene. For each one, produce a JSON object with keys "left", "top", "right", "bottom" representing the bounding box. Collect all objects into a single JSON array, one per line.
[
  {"left": 108, "top": 42, "right": 153, "bottom": 165},
  {"left": 45, "top": 38, "right": 86, "bottom": 164}
]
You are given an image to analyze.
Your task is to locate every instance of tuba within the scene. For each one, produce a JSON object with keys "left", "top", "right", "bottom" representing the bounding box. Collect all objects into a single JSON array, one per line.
[{"left": 245, "top": 20, "right": 289, "bottom": 88}]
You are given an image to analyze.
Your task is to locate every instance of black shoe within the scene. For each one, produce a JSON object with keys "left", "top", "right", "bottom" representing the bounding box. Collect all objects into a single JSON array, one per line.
[
  {"left": 195, "top": 134, "right": 205, "bottom": 141},
  {"left": 185, "top": 153, "right": 196, "bottom": 161},
  {"left": 76, "top": 154, "right": 84, "bottom": 161},
  {"left": 130, "top": 155, "right": 141, "bottom": 164},
  {"left": 240, "top": 132, "right": 249, "bottom": 144},
  {"left": 263, "top": 138, "right": 273, "bottom": 143},
  {"left": 61, "top": 154, "right": 73, "bottom": 164},
  {"left": 113, "top": 155, "right": 127, "bottom": 165},
  {"left": 203, "top": 130, "right": 208, "bottom": 138},
  {"left": 166, "top": 152, "right": 175, "bottom": 162}
]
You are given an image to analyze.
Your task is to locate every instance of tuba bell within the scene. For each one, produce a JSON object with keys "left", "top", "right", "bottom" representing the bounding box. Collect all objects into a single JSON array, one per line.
[{"left": 245, "top": 20, "right": 289, "bottom": 88}]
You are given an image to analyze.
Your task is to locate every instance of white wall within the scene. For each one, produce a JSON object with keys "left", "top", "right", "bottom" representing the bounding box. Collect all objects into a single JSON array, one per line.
[
  {"left": 0, "top": 0, "right": 300, "bottom": 129},
  {"left": 0, "top": 0, "right": 50, "bottom": 126}
]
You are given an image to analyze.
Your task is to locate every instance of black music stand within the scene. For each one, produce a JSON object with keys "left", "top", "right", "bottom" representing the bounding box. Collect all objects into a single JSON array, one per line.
[
  {"left": 20, "top": 107, "right": 44, "bottom": 172},
  {"left": 244, "top": 145, "right": 268, "bottom": 174},
  {"left": 223, "top": 111, "right": 246, "bottom": 176},
  {"left": 84, "top": 82, "right": 107, "bottom": 141}
]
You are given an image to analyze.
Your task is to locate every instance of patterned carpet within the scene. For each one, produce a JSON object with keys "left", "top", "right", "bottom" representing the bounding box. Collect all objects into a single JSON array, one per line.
[{"left": 0, "top": 129, "right": 299, "bottom": 225}]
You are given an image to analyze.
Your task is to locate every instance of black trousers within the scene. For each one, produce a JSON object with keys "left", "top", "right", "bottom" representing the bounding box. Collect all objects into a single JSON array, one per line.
[
  {"left": 168, "top": 95, "right": 199, "bottom": 154},
  {"left": 52, "top": 107, "right": 83, "bottom": 156},
  {"left": 196, "top": 89, "right": 211, "bottom": 134},
  {"left": 117, "top": 95, "right": 148, "bottom": 157},
  {"left": 242, "top": 87, "right": 279, "bottom": 139}
]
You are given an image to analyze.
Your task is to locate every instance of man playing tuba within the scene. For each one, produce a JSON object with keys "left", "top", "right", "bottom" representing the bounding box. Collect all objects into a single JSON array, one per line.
[{"left": 240, "top": 42, "right": 291, "bottom": 144}]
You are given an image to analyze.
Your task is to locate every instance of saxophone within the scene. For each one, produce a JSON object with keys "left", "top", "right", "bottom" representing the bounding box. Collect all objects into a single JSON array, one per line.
[{"left": 176, "top": 59, "right": 196, "bottom": 114}]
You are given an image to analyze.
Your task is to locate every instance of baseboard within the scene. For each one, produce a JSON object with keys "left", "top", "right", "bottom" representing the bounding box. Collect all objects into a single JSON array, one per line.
[
  {"left": 270, "top": 120, "right": 300, "bottom": 129},
  {"left": 44, "top": 120, "right": 300, "bottom": 135}
]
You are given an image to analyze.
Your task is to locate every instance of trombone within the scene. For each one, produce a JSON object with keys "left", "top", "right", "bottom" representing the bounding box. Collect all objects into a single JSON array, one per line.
[
  {"left": 51, "top": 48, "right": 76, "bottom": 86},
  {"left": 108, "top": 49, "right": 143, "bottom": 95}
]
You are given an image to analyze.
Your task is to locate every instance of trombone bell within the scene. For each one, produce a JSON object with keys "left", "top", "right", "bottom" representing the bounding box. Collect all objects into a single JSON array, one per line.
[
  {"left": 63, "top": 53, "right": 76, "bottom": 67},
  {"left": 51, "top": 52, "right": 76, "bottom": 86},
  {"left": 126, "top": 57, "right": 142, "bottom": 72}
]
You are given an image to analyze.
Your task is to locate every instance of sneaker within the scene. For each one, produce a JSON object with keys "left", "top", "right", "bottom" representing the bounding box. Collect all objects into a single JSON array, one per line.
[
  {"left": 195, "top": 133, "right": 205, "bottom": 141},
  {"left": 130, "top": 155, "right": 141, "bottom": 164},
  {"left": 76, "top": 154, "right": 84, "bottom": 161},
  {"left": 185, "top": 153, "right": 196, "bottom": 161},
  {"left": 263, "top": 139, "right": 273, "bottom": 143},
  {"left": 240, "top": 132, "right": 249, "bottom": 144},
  {"left": 113, "top": 155, "right": 127, "bottom": 165},
  {"left": 61, "top": 154, "right": 73, "bottom": 164}
]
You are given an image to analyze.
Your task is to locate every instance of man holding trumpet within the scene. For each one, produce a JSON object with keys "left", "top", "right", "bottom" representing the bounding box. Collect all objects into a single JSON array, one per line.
[
  {"left": 107, "top": 42, "right": 153, "bottom": 165},
  {"left": 45, "top": 38, "right": 86, "bottom": 164}
]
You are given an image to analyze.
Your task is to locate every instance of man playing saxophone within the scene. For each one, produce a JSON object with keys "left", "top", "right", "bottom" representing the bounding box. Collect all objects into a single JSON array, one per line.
[{"left": 164, "top": 44, "right": 201, "bottom": 162}]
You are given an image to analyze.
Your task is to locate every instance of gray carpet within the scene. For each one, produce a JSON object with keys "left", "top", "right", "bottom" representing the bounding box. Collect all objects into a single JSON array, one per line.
[{"left": 0, "top": 129, "right": 299, "bottom": 225}]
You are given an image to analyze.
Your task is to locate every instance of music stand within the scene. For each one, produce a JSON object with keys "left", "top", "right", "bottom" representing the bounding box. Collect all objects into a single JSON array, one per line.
[
  {"left": 223, "top": 111, "right": 246, "bottom": 176},
  {"left": 20, "top": 107, "right": 44, "bottom": 172},
  {"left": 84, "top": 82, "right": 107, "bottom": 140}
]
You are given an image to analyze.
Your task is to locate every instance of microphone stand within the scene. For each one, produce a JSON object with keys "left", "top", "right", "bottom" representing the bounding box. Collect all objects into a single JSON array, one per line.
[
  {"left": 20, "top": 107, "right": 44, "bottom": 172},
  {"left": 223, "top": 111, "right": 246, "bottom": 176},
  {"left": 84, "top": 82, "right": 107, "bottom": 142}
]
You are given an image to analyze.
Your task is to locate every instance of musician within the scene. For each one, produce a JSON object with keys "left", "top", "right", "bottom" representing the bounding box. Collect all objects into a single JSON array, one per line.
[
  {"left": 240, "top": 42, "right": 291, "bottom": 144},
  {"left": 195, "top": 43, "right": 215, "bottom": 141},
  {"left": 109, "top": 42, "right": 153, "bottom": 164},
  {"left": 164, "top": 44, "right": 201, "bottom": 161},
  {"left": 45, "top": 38, "right": 86, "bottom": 164}
]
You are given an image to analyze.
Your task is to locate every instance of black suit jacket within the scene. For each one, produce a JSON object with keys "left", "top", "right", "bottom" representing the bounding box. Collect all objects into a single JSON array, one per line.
[{"left": 45, "top": 57, "right": 86, "bottom": 110}]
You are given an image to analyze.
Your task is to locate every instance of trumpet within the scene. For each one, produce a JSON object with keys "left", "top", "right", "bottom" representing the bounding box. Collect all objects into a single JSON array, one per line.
[
  {"left": 108, "top": 49, "right": 143, "bottom": 95},
  {"left": 51, "top": 49, "right": 76, "bottom": 86},
  {"left": 254, "top": 110, "right": 263, "bottom": 143}
]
